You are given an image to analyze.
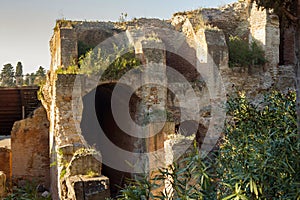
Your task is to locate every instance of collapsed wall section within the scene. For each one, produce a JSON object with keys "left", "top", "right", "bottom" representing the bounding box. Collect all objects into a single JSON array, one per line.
[{"left": 11, "top": 106, "right": 50, "bottom": 188}]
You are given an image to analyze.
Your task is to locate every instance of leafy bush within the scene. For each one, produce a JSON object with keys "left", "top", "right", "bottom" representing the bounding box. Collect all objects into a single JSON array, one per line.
[
  {"left": 228, "top": 36, "right": 267, "bottom": 68},
  {"left": 116, "top": 90, "right": 300, "bottom": 200},
  {"left": 56, "top": 44, "right": 141, "bottom": 80},
  {"left": 115, "top": 174, "right": 161, "bottom": 200},
  {"left": 78, "top": 45, "right": 141, "bottom": 80},
  {"left": 219, "top": 91, "right": 300, "bottom": 199},
  {"left": 160, "top": 146, "right": 216, "bottom": 199},
  {"left": 117, "top": 142, "right": 216, "bottom": 200}
]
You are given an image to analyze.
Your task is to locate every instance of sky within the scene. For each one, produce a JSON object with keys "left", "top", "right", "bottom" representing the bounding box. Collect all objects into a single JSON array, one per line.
[{"left": 0, "top": 0, "right": 236, "bottom": 73}]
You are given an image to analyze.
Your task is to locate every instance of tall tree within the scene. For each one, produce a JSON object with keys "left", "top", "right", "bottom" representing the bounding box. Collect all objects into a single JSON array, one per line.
[
  {"left": 34, "top": 66, "right": 46, "bottom": 85},
  {"left": 0, "top": 63, "right": 15, "bottom": 87},
  {"left": 29, "top": 73, "right": 36, "bottom": 86},
  {"left": 15, "top": 61, "right": 23, "bottom": 86},
  {"left": 251, "top": 0, "right": 300, "bottom": 135},
  {"left": 35, "top": 66, "right": 46, "bottom": 77},
  {"left": 24, "top": 73, "right": 31, "bottom": 86}
]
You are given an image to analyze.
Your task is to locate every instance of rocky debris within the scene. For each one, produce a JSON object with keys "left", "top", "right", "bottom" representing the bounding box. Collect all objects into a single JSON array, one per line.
[{"left": 41, "top": 191, "right": 51, "bottom": 198}]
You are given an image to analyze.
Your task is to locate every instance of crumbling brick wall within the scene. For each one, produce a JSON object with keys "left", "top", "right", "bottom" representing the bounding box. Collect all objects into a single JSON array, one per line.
[{"left": 11, "top": 106, "right": 50, "bottom": 188}]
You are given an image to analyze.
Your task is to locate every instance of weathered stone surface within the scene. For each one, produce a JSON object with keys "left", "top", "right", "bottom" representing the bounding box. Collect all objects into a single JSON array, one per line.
[
  {"left": 164, "top": 135, "right": 194, "bottom": 166},
  {"left": 147, "top": 122, "right": 175, "bottom": 171},
  {"left": 249, "top": 2, "right": 280, "bottom": 71},
  {"left": 172, "top": 0, "right": 281, "bottom": 97},
  {"left": 163, "top": 135, "right": 195, "bottom": 198},
  {"left": 0, "top": 171, "right": 6, "bottom": 197},
  {"left": 276, "top": 65, "right": 295, "bottom": 92},
  {"left": 0, "top": 147, "right": 11, "bottom": 182},
  {"left": 282, "top": 26, "right": 296, "bottom": 65},
  {"left": 172, "top": 1, "right": 250, "bottom": 39},
  {"left": 65, "top": 175, "right": 110, "bottom": 200},
  {"left": 198, "top": 28, "right": 228, "bottom": 70},
  {"left": 66, "top": 148, "right": 102, "bottom": 177},
  {"left": 58, "top": 143, "right": 86, "bottom": 163},
  {"left": 11, "top": 106, "right": 50, "bottom": 188}
]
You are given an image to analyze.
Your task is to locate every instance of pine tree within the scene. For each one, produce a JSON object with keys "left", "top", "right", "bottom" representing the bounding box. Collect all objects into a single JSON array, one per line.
[
  {"left": 24, "top": 73, "right": 30, "bottom": 86},
  {"left": 15, "top": 61, "right": 23, "bottom": 86},
  {"left": 34, "top": 66, "right": 46, "bottom": 85},
  {"left": 0, "top": 63, "right": 15, "bottom": 87},
  {"left": 35, "top": 66, "right": 46, "bottom": 77}
]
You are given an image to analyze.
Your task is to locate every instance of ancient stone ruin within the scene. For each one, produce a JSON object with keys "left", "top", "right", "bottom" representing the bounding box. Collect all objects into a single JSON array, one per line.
[{"left": 0, "top": 1, "right": 296, "bottom": 199}]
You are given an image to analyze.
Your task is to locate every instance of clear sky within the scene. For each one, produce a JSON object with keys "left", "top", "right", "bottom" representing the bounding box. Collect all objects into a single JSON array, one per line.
[{"left": 0, "top": 0, "right": 236, "bottom": 73}]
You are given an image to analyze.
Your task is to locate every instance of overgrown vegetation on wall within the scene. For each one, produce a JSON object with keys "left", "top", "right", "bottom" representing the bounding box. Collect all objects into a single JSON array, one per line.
[
  {"left": 77, "top": 41, "right": 95, "bottom": 59},
  {"left": 116, "top": 90, "right": 300, "bottom": 200},
  {"left": 57, "top": 45, "right": 141, "bottom": 81},
  {"left": 228, "top": 36, "right": 267, "bottom": 68}
]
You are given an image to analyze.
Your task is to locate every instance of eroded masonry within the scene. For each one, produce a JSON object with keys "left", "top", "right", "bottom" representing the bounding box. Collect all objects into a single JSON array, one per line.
[{"left": 0, "top": 1, "right": 296, "bottom": 199}]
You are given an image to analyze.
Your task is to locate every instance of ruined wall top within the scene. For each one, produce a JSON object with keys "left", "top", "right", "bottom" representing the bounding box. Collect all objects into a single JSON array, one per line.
[
  {"left": 172, "top": 1, "right": 250, "bottom": 38},
  {"left": 53, "top": 18, "right": 173, "bottom": 33},
  {"left": 49, "top": 0, "right": 278, "bottom": 73}
]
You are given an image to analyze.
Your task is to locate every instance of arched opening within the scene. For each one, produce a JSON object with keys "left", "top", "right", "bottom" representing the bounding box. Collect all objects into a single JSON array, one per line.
[{"left": 81, "top": 82, "right": 141, "bottom": 197}]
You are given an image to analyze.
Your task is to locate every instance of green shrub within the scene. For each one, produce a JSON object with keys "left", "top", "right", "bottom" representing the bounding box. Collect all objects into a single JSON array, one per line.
[
  {"left": 219, "top": 91, "right": 300, "bottom": 199},
  {"left": 56, "top": 44, "right": 141, "bottom": 79},
  {"left": 117, "top": 142, "right": 216, "bottom": 200},
  {"left": 228, "top": 36, "right": 267, "bottom": 68},
  {"left": 3, "top": 181, "right": 51, "bottom": 200},
  {"left": 79, "top": 44, "right": 141, "bottom": 80},
  {"left": 116, "top": 90, "right": 300, "bottom": 200},
  {"left": 116, "top": 174, "right": 162, "bottom": 200}
]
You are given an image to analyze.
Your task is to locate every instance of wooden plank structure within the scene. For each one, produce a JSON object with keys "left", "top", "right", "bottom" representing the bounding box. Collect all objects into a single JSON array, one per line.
[{"left": 0, "top": 87, "right": 40, "bottom": 135}]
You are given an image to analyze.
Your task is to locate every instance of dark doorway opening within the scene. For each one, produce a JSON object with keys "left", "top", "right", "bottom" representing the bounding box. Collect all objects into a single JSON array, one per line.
[{"left": 81, "top": 83, "right": 140, "bottom": 197}]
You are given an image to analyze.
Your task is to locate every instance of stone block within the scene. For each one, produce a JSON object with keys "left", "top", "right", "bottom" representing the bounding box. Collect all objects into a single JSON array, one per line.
[
  {"left": 66, "top": 175, "right": 110, "bottom": 200},
  {"left": 66, "top": 148, "right": 102, "bottom": 177}
]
